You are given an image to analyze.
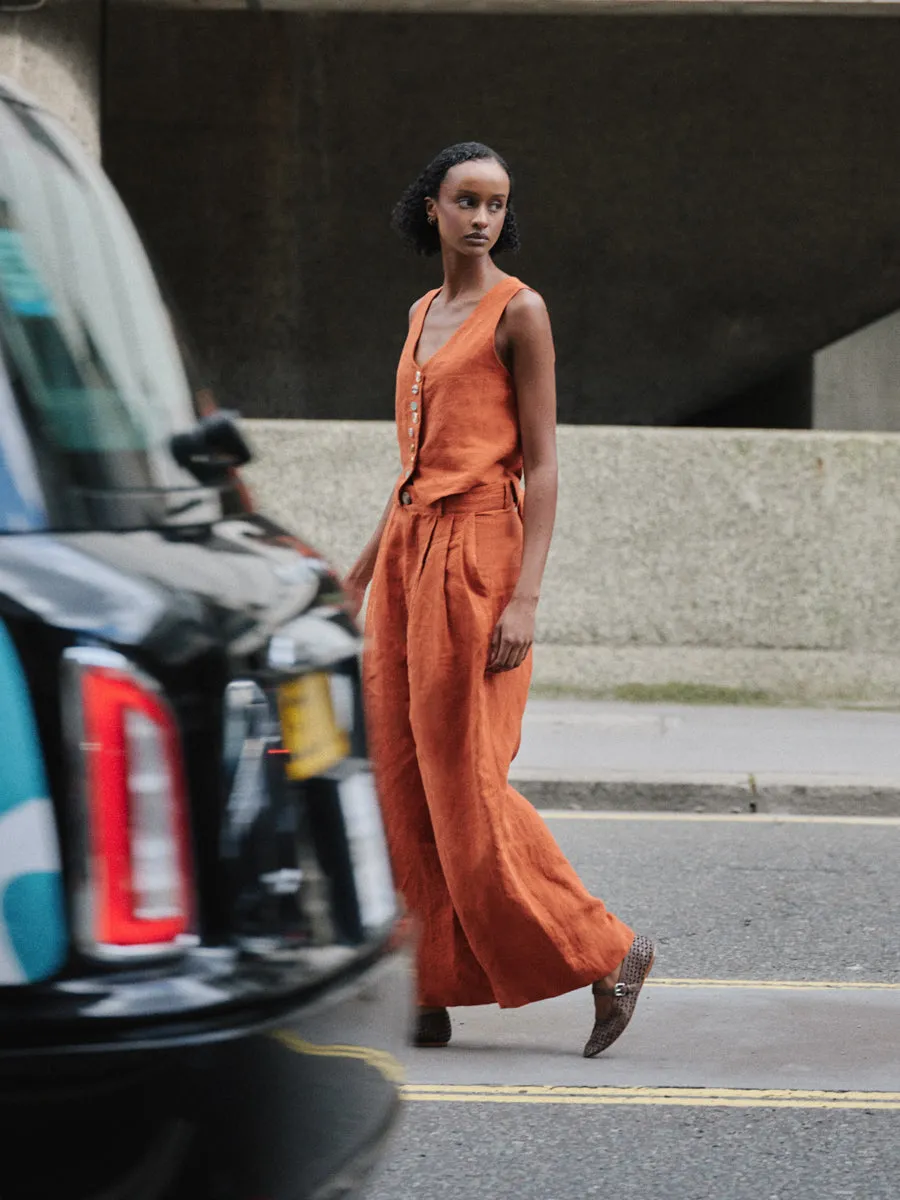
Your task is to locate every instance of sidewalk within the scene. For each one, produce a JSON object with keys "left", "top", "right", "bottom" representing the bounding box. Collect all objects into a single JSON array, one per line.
[{"left": 513, "top": 699, "right": 900, "bottom": 814}]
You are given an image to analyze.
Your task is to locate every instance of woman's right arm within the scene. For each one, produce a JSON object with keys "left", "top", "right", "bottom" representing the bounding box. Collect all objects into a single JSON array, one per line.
[
  {"left": 342, "top": 491, "right": 395, "bottom": 618},
  {"left": 342, "top": 296, "right": 426, "bottom": 618}
]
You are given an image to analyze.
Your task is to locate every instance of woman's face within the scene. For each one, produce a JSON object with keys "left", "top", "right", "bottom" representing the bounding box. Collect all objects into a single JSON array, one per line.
[{"left": 426, "top": 159, "right": 510, "bottom": 258}]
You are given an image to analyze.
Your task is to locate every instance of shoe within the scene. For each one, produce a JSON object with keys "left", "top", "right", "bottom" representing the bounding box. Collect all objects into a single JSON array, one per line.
[
  {"left": 413, "top": 1007, "right": 451, "bottom": 1048},
  {"left": 583, "top": 935, "right": 655, "bottom": 1058}
]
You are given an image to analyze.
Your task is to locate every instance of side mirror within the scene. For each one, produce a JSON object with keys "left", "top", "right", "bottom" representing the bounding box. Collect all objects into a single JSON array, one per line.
[{"left": 170, "top": 411, "right": 253, "bottom": 485}]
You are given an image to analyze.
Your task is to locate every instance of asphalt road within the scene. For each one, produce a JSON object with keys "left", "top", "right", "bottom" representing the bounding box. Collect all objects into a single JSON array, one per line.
[{"left": 365, "top": 812, "right": 900, "bottom": 1200}]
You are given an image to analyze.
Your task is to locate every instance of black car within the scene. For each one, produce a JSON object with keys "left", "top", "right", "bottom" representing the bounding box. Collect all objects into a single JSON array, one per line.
[{"left": 0, "top": 78, "right": 410, "bottom": 1200}]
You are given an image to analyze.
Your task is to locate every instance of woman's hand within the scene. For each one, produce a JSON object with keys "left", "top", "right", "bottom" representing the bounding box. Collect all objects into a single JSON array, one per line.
[
  {"left": 341, "top": 565, "right": 370, "bottom": 621},
  {"left": 341, "top": 492, "right": 396, "bottom": 620},
  {"left": 488, "top": 595, "right": 537, "bottom": 673}
]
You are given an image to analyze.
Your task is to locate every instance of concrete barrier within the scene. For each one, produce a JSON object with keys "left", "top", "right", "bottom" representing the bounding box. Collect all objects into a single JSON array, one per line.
[{"left": 245, "top": 419, "right": 900, "bottom": 704}]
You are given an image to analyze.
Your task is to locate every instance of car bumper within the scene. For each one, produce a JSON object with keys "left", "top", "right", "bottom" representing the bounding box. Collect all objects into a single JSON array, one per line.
[{"left": 0, "top": 944, "right": 413, "bottom": 1200}]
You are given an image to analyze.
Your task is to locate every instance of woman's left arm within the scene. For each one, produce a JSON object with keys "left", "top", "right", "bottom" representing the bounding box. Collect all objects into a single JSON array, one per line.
[{"left": 488, "top": 290, "right": 558, "bottom": 673}]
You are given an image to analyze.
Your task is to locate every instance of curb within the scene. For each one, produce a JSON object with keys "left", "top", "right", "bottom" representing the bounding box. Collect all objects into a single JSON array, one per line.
[{"left": 510, "top": 771, "right": 900, "bottom": 817}]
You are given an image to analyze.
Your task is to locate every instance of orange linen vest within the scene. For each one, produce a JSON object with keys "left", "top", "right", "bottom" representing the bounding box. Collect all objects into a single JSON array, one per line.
[{"left": 394, "top": 276, "right": 528, "bottom": 506}]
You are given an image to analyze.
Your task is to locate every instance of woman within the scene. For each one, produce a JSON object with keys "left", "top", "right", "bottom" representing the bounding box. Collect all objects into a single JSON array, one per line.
[{"left": 344, "top": 142, "right": 653, "bottom": 1057}]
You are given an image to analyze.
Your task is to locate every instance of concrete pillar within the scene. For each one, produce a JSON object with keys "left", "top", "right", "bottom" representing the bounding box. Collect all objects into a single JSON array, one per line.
[
  {"left": 0, "top": 0, "right": 101, "bottom": 156},
  {"left": 813, "top": 310, "right": 900, "bottom": 431}
]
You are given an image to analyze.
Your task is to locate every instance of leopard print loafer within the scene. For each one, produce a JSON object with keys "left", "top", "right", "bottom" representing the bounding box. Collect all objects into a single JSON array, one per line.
[{"left": 583, "top": 935, "right": 655, "bottom": 1059}]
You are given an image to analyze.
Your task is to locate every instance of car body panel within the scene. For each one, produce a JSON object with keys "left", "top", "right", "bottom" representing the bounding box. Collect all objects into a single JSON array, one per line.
[
  {"left": 0, "top": 75, "right": 410, "bottom": 1199},
  {"left": 0, "top": 518, "right": 397, "bottom": 1035},
  {"left": 0, "top": 948, "right": 410, "bottom": 1200},
  {"left": 0, "top": 616, "right": 67, "bottom": 984}
]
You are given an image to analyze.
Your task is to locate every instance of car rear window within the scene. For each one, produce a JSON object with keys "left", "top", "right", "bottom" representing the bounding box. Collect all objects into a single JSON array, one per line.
[{"left": 0, "top": 95, "right": 220, "bottom": 532}]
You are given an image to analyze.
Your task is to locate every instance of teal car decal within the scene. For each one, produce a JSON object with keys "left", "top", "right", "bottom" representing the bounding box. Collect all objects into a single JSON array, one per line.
[{"left": 0, "top": 618, "right": 67, "bottom": 983}]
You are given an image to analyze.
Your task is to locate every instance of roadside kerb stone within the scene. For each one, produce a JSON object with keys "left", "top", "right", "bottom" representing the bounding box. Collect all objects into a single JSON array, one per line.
[{"left": 513, "top": 771, "right": 900, "bottom": 816}]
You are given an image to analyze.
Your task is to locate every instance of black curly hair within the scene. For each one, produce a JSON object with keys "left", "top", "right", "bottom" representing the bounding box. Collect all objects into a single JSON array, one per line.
[{"left": 391, "top": 142, "right": 521, "bottom": 258}]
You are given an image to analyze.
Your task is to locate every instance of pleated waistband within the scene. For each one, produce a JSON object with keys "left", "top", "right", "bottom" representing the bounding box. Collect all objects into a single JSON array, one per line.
[{"left": 397, "top": 480, "right": 518, "bottom": 515}]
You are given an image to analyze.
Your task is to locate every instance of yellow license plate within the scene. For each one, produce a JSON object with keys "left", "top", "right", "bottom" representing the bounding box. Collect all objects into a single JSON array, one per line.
[{"left": 278, "top": 674, "right": 350, "bottom": 782}]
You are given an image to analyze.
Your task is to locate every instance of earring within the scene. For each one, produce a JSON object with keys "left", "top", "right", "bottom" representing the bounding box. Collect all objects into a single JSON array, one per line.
[{"left": 427, "top": 214, "right": 437, "bottom": 226}]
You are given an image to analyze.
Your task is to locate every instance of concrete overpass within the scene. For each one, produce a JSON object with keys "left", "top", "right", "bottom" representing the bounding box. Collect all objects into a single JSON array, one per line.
[{"left": 3, "top": 0, "right": 900, "bottom": 432}]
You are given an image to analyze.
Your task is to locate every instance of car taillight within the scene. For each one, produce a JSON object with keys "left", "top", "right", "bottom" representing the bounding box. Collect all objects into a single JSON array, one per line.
[{"left": 64, "top": 648, "right": 194, "bottom": 957}]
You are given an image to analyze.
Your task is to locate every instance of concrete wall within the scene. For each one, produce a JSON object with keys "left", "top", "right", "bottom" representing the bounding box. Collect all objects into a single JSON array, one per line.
[
  {"left": 105, "top": 9, "right": 309, "bottom": 417},
  {"left": 245, "top": 419, "right": 900, "bottom": 703},
  {"left": 0, "top": 1, "right": 101, "bottom": 156},
  {"left": 103, "top": 12, "right": 900, "bottom": 430},
  {"left": 814, "top": 311, "right": 900, "bottom": 432}
]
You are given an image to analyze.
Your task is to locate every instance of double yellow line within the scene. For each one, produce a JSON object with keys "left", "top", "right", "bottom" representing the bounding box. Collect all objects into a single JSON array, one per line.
[
  {"left": 647, "top": 977, "right": 900, "bottom": 990},
  {"left": 272, "top": 973, "right": 899, "bottom": 1111},
  {"left": 271, "top": 1029, "right": 405, "bottom": 1084},
  {"left": 402, "top": 1084, "right": 900, "bottom": 1110}
]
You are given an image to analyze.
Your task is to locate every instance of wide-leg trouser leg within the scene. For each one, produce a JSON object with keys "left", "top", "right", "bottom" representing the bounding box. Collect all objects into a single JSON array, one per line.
[
  {"left": 364, "top": 508, "right": 497, "bottom": 1005},
  {"left": 365, "top": 501, "right": 634, "bottom": 1009}
]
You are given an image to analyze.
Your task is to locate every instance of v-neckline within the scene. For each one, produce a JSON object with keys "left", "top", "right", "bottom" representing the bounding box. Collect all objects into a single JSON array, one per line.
[{"left": 411, "top": 278, "right": 509, "bottom": 372}]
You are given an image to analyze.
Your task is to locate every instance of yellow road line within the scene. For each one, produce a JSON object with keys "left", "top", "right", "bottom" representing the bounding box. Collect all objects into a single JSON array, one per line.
[
  {"left": 647, "top": 977, "right": 900, "bottom": 990},
  {"left": 271, "top": 1030, "right": 405, "bottom": 1084},
  {"left": 410, "top": 1084, "right": 900, "bottom": 1099},
  {"left": 538, "top": 811, "right": 900, "bottom": 826},
  {"left": 402, "top": 1084, "right": 900, "bottom": 1110}
]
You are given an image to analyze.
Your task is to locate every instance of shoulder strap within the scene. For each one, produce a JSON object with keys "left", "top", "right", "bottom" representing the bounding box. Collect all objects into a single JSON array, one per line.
[
  {"left": 474, "top": 276, "right": 529, "bottom": 332},
  {"left": 401, "top": 288, "right": 441, "bottom": 363},
  {"left": 409, "top": 288, "right": 440, "bottom": 339}
]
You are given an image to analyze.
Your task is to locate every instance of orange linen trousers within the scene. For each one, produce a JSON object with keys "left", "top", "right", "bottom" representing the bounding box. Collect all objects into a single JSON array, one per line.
[{"left": 363, "top": 277, "right": 634, "bottom": 1009}]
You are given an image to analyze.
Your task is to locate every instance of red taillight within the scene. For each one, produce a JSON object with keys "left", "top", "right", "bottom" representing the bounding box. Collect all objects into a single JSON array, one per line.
[{"left": 67, "top": 651, "right": 194, "bottom": 954}]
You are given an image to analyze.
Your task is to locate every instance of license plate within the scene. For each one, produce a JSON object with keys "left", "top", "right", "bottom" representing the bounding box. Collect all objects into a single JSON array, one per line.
[{"left": 278, "top": 674, "right": 350, "bottom": 782}]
